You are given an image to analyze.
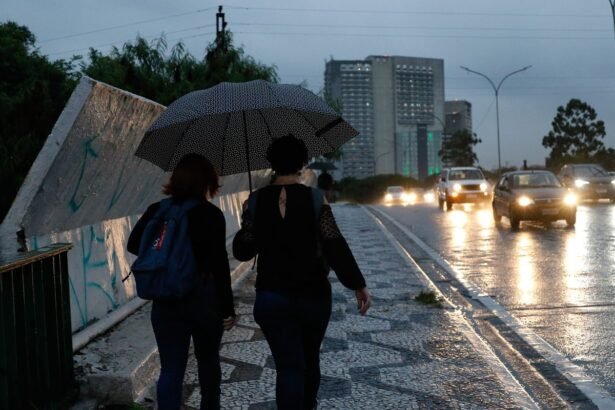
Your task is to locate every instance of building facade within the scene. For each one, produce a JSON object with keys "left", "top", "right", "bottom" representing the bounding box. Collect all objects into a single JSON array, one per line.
[
  {"left": 444, "top": 100, "right": 472, "bottom": 135},
  {"left": 325, "top": 56, "right": 444, "bottom": 180}
]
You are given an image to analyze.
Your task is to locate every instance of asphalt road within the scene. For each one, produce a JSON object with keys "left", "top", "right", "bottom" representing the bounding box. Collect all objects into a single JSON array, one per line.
[{"left": 375, "top": 199, "right": 615, "bottom": 398}]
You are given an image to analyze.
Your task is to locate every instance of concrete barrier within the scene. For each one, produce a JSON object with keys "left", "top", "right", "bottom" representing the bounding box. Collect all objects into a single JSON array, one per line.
[{"left": 0, "top": 77, "right": 270, "bottom": 333}]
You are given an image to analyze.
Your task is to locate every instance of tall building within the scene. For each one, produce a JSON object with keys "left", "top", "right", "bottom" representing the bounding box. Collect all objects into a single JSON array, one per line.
[
  {"left": 444, "top": 100, "right": 472, "bottom": 135},
  {"left": 325, "top": 55, "right": 444, "bottom": 180}
]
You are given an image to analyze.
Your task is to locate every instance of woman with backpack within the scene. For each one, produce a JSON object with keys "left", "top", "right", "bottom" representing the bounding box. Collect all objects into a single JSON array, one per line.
[
  {"left": 233, "top": 134, "right": 372, "bottom": 410},
  {"left": 127, "top": 153, "right": 235, "bottom": 410}
]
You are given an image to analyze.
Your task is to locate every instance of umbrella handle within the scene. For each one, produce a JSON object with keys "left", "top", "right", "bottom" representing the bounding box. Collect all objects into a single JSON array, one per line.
[{"left": 243, "top": 111, "right": 253, "bottom": 192}]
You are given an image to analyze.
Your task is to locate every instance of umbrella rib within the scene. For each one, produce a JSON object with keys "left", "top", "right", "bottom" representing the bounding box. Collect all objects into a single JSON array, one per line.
[
  {"left": 166, "top": 118, "right": 198, "bottom": 171},
  {"left": 292, "top": 109, "right": 336, "bottom": 151},
  {"left": 256, "top": 109, "right": 272, "bottom": 136},
  {"left": 220, "top": 113, "right": 231, "bottom": 176}
]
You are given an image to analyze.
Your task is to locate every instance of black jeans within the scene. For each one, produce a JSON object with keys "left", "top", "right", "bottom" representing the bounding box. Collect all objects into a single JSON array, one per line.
[
  {"left": 151, "top": 279, "right": 223, "bottom": 410},
  {"left": 254, "top": 289, "right": 332, "bottom": 410}
]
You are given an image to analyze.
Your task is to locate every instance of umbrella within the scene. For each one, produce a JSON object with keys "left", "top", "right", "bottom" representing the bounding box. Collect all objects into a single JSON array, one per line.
[
  {"left": 307, "top": 161, "right": 338, "bottom": 171},
  {"left": 135, "top": 80, "right": 357, "bottom": 190},
  {"left": 307, "top": 161, "right": 337, "bottom": 171}
]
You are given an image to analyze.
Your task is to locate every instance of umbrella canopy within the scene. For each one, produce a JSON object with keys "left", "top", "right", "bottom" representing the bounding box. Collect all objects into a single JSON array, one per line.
[
  {"left": 307, "top": 160, "right": 338, "bottom": 171},
  {"left": 135, "top": 80, "right": 357, "bottom": 189}
]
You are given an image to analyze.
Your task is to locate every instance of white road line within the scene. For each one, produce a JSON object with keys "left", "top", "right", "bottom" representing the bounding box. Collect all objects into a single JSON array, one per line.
[{"left": 368, "top": 204, "right": 615, "bottom": 409}]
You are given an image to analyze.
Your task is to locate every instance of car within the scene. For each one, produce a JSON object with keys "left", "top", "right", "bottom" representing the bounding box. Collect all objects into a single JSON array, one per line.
[
  {"left": 436, "top": 167, "right": 491, "bottom": 210},
  {"left": 558, "top": 163, "right": 615, "bottom": 202},
  {"left": 492, "top": 170, "right": 577, "bottom": 229},
  {"left": 383, "top": 185, "right": 411, "bottom": 205}
]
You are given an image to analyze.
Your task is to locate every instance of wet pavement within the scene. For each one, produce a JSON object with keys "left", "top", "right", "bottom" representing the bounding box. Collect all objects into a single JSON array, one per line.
[
  {"left": 376, "top": 201, "right": 615, "bottom": 399},
  {"left": 179, "top": 204, "right": 535, "bottom": 409}
]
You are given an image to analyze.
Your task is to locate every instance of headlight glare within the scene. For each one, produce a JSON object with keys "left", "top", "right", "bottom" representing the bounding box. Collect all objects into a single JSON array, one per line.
[
  {"left": 575, "top": 179, "right": 589, "bottom": 188},
  {"left": 517, "top": 196, "right": 534, "bottom": 207},
  {"left": 611, "top": 180, "right": 615, "bottom": 185},
  {"left": 453, "top": 183, "right": 462, "bottom": 192},
  {"left": 564, "top": 193, "right": 577, "bottom": 206},
  {"left": 385, "top": 193, "right": 392, "bottom": 201},
  {"left": 408, "top": 192, "right": 417, "bottom": 202},
  {"left": 480, "top": 182, "right": 488, "bottom": 191}
]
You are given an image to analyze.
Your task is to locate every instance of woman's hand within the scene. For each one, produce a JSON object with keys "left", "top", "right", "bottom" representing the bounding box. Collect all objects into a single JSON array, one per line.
[
  {"left": 355, "top": 287, "right": 372, "bottom": 315},
  {"left": 223, "top": 315, "right": 237, "bottom": 331}
]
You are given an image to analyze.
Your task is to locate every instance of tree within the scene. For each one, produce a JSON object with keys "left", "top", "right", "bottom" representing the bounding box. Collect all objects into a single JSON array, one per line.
[
  {"left": 82, "top": 30, "right": 278, "bottom": 106},
  {"left": 542, "top": 99, "right": 606, "bottom": 168},
  {"left": 0, "top": 21, "right": 78, "bottom": 220},
  {"left": 438, "top": 129, "right": 481, "bottom": 167}
]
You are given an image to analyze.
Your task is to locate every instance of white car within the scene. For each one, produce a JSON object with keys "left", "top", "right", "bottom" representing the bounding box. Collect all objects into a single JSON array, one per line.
[
  {"left": 383, "top": 186, "right": 412, "bottom": 205},
  {"left": 436, "top": 167, "right": 491, "bottom": 210}
]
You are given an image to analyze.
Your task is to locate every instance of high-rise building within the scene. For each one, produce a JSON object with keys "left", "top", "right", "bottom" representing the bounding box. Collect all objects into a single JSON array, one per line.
[
  {"left": 325, "top": 55, "right": 444, "bottom": 180},
  {"left": 444, "top": 100, "right": 472, "bottom": 135}
]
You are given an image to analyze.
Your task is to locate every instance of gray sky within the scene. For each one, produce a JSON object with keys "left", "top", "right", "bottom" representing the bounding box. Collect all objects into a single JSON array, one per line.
[{"left": 5, "top": 0, "right": 615, "bottom": 169}]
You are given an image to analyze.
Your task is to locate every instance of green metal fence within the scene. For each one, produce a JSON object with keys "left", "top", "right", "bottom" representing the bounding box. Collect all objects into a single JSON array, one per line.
[{"left": 0, "top": 243, "right": 77, "bottom": 409}]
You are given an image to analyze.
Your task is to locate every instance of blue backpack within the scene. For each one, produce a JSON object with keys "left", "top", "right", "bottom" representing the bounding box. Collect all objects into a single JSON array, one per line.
[{"left": 131, "top": 198, "right": 202, "bottom": 300}]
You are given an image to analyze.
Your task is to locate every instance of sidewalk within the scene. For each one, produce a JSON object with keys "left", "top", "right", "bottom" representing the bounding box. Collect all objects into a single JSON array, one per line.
[{"left": 178, "top": 204, "right": 534, "bottom": 409}]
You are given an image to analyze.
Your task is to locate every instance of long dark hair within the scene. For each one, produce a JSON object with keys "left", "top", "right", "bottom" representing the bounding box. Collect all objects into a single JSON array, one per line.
[{"left": 162, "top": 154, "right": 220, "bottom": 199}]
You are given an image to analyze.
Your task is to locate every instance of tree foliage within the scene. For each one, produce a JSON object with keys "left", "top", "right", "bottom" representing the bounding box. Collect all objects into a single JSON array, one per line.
[
  {"left": 0, "top": 21, "right": 78, "bottom": 220},
  {"left": 438, "top": 129, "right": 481, "bottom": 167},
  {"left": 82, "top": 30, "right": 278, "bottom": 106},
  {"left": 542, "top": 98, "right": 607, "bottom": 168},
  {"left": 1, "top": 24, "right": 279, "bottom": 221}
]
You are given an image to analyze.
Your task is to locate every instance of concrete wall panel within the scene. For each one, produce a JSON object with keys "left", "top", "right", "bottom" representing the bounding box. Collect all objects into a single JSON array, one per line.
[{"left": 1, "top": 77, "right": 271, "bottom": 332}]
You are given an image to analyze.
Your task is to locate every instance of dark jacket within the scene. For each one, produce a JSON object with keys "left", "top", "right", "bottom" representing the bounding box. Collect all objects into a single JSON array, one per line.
[
  {"left": 233, "top": 184, "right": 366, "bottom": 298},
  {"left": 128, "top": 198, "right": 235, "bottom": 318}
]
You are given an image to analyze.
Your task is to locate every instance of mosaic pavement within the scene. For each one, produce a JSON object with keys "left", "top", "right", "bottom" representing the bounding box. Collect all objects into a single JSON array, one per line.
[{"left": 181, "top": 205, "right": 529, "bottom": 409}]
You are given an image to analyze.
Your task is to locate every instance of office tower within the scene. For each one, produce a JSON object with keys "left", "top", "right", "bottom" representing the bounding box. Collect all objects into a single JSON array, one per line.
[
  {"left": 445, "top": 100, "right": 473, "bottom": 135},
  {"left": 325, "top": 56, "right": 444, "bottom": 180}
]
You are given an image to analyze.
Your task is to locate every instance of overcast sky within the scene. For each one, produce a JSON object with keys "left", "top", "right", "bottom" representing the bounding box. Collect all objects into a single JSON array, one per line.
[{"left": 5, "top": 0, "right": 615, "bottom": 169}]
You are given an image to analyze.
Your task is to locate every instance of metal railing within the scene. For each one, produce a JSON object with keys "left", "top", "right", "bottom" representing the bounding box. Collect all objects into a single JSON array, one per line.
[{"left": 1, "top": 243, "right": 77, "bottom": 409}]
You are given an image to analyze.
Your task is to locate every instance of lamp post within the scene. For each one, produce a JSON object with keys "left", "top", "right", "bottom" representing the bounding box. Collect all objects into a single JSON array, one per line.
[{"left": 459, "top": 65, "right": 531, "bottom": 172}]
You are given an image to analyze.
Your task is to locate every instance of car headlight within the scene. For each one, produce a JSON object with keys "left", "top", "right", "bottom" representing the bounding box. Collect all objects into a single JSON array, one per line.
[
  {"left": 575, "top": 179, "right": 589, "bottom": 188},
  {"left": 453, "top": 183, "right": 462, "bottom": 192},
  {"left": 517, "top": 196, "right": 534, "bottom": 207},
  {"left": 424, "top": 192, "right": 435, "bottom": 202},
  {"left": 401, "top": 193, "right": 410, "bottom": 202},
  {"left": 408, "top": 192, "right": 417, "bottom": 202},
  {"left": 611, "top": 180, "right": 615, "bottom": 185},
  {"left": 385, "top": 194, "right": 392, "bottom": 201},
  {"left": 480, "top": 182, "right": 488, "bottom": 192},
  {"left": 564, "top": 193, "right": 577, "bottom": 206}
]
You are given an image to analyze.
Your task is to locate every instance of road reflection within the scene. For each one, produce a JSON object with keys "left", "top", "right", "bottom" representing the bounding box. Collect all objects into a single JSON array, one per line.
[
  {"left": 515, "top": 233, "right": 537, "bottom": 306},
  {"left": 378, "top": 201, "right": 615, "bottom": 395}
]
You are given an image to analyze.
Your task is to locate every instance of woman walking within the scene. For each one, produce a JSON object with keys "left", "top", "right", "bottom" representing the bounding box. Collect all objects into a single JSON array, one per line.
[
  {"left": 128, "top": 154, "right": 236, "bottom": 410},
  {"left": 233, "top": 135, "right": 371, "bottom": 410}
]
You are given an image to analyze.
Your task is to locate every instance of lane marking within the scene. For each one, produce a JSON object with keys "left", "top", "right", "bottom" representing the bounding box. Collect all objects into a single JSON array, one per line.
[
  {"left": 362, "top": 206, "right": 539, "bottom": 410},
  {"left": 368, "top": 205, "right": 615, "bottom": 409}
]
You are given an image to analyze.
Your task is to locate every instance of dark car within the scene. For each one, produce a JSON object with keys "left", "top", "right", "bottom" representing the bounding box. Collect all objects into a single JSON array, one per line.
[
  {"left": 559, "top": 163, "right": 615, "bottom": 202},
  {"left": 492, "top": 170, "right": 577, "bottom": 229}
]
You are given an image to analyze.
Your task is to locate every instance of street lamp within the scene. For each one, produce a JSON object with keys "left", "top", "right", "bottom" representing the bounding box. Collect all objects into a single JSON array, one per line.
[{"left": 459, "top": 65, "right": 531, "bottom": 172}]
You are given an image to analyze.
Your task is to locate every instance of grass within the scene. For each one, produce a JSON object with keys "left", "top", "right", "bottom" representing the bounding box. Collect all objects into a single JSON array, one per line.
[{"left": 414, "top": 290, "right": 443, "bottom": 308}]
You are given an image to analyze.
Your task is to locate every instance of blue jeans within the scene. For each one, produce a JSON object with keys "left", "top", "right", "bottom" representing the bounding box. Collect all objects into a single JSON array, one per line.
[
  {"left": 254, "top": 290, "right": 332, "bottom": 410},
  {"left": 151, "top": 279, "right": 223, "bottom": 410}
]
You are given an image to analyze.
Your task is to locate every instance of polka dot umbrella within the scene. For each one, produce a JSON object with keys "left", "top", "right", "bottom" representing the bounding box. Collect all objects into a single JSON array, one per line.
[{"left": 135, "top": 80, "right": 358, "bottom": 191}]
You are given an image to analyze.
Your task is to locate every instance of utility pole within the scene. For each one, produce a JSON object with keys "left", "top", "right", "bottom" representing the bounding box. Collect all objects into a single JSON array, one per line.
[{"left": 216, "top": 5, "right": 226, "bottom": 38}]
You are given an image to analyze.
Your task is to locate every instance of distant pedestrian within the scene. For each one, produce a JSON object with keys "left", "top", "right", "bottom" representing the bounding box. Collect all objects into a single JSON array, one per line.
[
  {"left": 233, "top": 134, "right": 371, "bottom": 410},
  {"left": 317, "top": 171, "right": 334, "bottom": 202},
  {"left": 128, "top": 153, "right": 236, "bottom": 410}
]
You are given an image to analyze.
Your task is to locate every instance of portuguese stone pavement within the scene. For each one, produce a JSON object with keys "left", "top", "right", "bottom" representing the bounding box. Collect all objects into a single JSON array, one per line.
[{"left": 181, "top": 204, "right": 533, "bottom": 409}]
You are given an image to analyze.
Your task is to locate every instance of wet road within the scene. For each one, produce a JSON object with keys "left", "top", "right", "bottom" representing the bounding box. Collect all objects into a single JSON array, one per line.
[{"left": 376, "top": 200, "right": 615, "bottom": 397}]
